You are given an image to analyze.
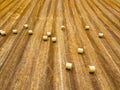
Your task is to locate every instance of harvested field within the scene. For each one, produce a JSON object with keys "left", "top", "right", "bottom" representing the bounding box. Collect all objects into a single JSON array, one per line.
[{"left": 0, "top": 0, "right": 120, "bottom": 90}]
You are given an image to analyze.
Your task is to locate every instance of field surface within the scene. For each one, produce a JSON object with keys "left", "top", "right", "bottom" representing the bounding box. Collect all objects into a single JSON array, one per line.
[{"left": 0, "top": 0, "right": 120, "bottom": 90}]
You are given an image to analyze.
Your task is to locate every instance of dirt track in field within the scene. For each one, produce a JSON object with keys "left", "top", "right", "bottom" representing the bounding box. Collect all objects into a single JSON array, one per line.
[{"left": 0, "top": 0, "right": 120, "bottom": 90}]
